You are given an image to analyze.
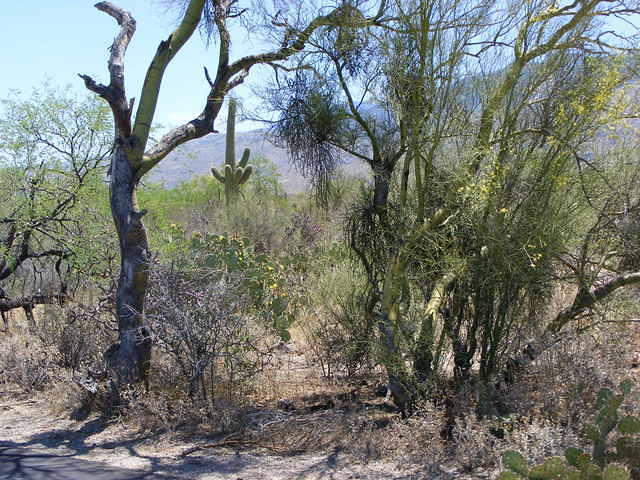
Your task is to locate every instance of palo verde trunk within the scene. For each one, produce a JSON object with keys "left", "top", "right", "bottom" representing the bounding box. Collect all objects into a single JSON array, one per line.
[{"left": 105, "top": 145, "right": 152, "bottom": 386}]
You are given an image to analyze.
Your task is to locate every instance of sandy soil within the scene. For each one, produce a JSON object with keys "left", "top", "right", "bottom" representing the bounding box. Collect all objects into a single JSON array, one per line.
[{"left": 0, "top": 397, "right": 447, "bottom": 480}]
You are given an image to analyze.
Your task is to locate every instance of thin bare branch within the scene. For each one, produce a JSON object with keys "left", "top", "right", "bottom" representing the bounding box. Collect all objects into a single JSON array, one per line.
[{"left": 79, "top": 2, "right": 136, "bottom": 137}]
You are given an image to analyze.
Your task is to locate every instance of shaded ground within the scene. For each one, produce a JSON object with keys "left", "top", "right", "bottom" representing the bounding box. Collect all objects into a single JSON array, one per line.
[
  {"left": 0, "top": 399, "right": 439, "bottom": 480},
  {"left": 0, "top": 445, "right": 181, "bottom": 480}
]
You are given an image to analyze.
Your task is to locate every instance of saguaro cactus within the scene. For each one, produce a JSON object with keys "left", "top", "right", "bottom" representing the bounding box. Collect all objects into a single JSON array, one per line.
[{"left": 211, "top": 99, "right": 253, "bottom": 205}]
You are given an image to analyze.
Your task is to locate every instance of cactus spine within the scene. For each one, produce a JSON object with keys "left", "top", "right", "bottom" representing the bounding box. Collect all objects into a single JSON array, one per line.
[{"left": 211, "top": 99, "right": 253, "bottom": 205}]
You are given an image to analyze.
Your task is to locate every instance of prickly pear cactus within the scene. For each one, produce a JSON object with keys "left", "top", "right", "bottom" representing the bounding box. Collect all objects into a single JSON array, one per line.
[
  {"left": 211, "top": 98, "right": 253, "bottom": 205},
  {"left": 499, "top": 380, "right": 639, "bottom": 480}
]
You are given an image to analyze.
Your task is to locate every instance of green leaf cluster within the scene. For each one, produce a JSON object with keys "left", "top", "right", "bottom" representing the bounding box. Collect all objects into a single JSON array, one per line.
[{"left": 500, "top": 381, "right": 640, "bottom": 480}]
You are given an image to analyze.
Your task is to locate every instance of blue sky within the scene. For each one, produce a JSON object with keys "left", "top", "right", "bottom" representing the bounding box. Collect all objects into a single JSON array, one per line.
[
  {"left": 0, "top": 1, "right": 268, "bottom": 132},
  {"left": 3, "top": 2, "right": 639, "bottom": 134}
]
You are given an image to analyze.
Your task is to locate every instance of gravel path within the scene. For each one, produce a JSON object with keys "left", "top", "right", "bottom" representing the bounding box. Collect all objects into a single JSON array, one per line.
[{"left": 0, "top": 399, "right": 435, "bottom": 480}]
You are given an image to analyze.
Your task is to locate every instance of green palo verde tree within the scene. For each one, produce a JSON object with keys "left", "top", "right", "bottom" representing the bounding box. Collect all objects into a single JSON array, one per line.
[
  {"left": 271, "top": 0, "right": 640, "bottom": 414},
  {"left": 211, "top": 98, "right": 252, "bottom": 205},
  {"left": 81, "top": 0, "right": 387, "bottom": 388},
  {"left": 0, "top": 85, "right": 113, "bottom": 331}
]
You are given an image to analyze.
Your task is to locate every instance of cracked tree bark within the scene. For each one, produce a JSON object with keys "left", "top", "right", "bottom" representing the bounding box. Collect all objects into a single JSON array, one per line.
[{"left": 104, "top": 144, "right": 152, "bottom": 385}]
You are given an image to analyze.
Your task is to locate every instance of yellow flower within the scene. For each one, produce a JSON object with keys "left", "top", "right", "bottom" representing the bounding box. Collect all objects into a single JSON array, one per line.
[
  {"left": 498, "top": 208, "right": 508, "bottom": 214},
  {"left": 267, "top": 266, "right": 274, "bottom": 271},
  {"left": 170, "top": 223, "right": 177, "bottom": 229}
]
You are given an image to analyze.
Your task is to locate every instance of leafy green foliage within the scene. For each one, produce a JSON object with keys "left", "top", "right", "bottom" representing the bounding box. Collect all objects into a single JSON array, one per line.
[
  {"left": 189, "top": 232, "right": 298, "bottom": 340},
  {"left": 500, "top": 381, "right": 640, "bottom": 480},
  {"left": 0, "top": 83, "right": 115, "bottom": 297},
  {"left": 137, "top": 159, "right": 356, "bottom": 346},
  {"left": 268, "top": 71, "right": 349, "bottom": 205},
  {"left": 150, "top": 216, "right": 302, "bottom": 341}
]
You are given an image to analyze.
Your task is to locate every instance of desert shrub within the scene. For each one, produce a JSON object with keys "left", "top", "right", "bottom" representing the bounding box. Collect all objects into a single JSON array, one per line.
[
  {"left": 0, "top": 337, "right": 56, "bottom": 392},
  {"left": 300, "top": 261, "right": 375, "bottom": 378},
  {"left": 36, "top": 301, "right": 114, "bottom": 372},
  {"left": 139, "top": 163, "right": 296, "bottom": 256},
  {"left": 157, "top": 225, "right": 305, "bottom": 341},
  {"left": 500, "top": 380, "right": 640, "bottom": 480},
  {"left": 146, "top": 263, "right": 273, "bottom": 415},
  {"left": 110, "top": 384, "right": 219, "bottom": 433},
  {"left": 284, "top": 210, "right": 325, "bottom": 251},
  {"left": 223, "top": 196, "right": 294, "bottom": 254}
]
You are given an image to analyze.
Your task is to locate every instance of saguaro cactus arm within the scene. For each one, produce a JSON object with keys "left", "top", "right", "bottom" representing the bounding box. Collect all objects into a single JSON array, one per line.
[
  {"left": 211, "top": 166, "right": 225, "bottom": 182},
  {"left": 211, "top": 99, "right": 253, "bottom": 204},
  {"left": 238, "top": 148, "right": 251, "bottom": 168}
]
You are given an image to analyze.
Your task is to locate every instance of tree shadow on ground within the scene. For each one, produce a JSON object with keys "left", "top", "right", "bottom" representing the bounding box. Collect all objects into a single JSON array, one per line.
[
  {"left": 0, "top": 403, "right": 432, "bottom": 480},
  {"left": 0, "top": 411, "right": 261, "bottom": 480},
  {"left": 290, "top": 447, "right": 437, "bottom": 480}
]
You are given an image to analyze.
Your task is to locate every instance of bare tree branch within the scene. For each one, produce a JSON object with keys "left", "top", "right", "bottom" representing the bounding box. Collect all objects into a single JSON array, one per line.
[
  {"left": 548, "top": 271, "right": 640, "bottom": 333},
  {"left": 0, "top": 294, "right": 67, "bottom": 314},
  {"left": 136, "top": 4, "right": 385, "bottom": 177},
  {"left": 130, "top": 0, "right": 206, "bottom": 158},
  {"left": 79, "top": 2, "right": 136, "bottom": 137}
]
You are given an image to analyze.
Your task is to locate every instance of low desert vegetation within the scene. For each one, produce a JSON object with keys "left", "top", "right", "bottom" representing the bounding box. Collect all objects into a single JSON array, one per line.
[{"left": 2, "top": 0, "right": 640, "bottom": 478}]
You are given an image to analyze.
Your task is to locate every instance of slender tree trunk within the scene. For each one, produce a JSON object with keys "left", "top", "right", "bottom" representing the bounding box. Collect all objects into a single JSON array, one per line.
[
  {"left": 378, "top": 312, "right": 413, "bottom": 415},
  {"left": 373, "top": 156, "right": 405, "bottom": 407},
  {"left": 23, "top": 306, "right": 36, "bottom": 332},
  {"left": 399, "top": 153, "right": 411, "bottom": 208},
  {"left": 414, "top": 273, "right": 456, "bottom": 381},
  {"left": 373, "top": 169, "right": 391, "bottom": 213},
  {"left": 104, "top": 145, "right": 152, "bottom": 386}
]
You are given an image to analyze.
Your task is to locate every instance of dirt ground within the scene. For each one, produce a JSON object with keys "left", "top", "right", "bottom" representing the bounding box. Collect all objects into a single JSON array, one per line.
[{"left": 0, "top": 396, "right": 454, "bottom": 480}]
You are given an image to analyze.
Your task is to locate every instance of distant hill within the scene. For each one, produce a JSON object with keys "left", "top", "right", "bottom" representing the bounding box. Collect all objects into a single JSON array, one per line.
[{"left": 148, "top": 128, "right": 368, "bottom": 193}]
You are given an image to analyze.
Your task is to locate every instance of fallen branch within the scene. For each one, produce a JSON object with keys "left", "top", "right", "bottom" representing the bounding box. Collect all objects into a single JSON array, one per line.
[
  {"left": 180, "top": 432, "right": 286, "bottom": 456},
  {"left": 0, "top": 400, "right": 38, "bottom": 409}
]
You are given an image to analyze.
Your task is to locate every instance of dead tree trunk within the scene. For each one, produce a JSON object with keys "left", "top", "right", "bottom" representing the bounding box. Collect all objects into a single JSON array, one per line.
[
  {"left": 81, "top": 0, "right": 382, "bottom": 389},
  {"left": 105, "top": 145, "right": 152, "bottom": 385}
]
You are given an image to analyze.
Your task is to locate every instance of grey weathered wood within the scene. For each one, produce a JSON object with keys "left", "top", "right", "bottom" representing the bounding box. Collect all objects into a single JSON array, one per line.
[{"left": 80, "top": 0, "right": 382, "bottom": 388}]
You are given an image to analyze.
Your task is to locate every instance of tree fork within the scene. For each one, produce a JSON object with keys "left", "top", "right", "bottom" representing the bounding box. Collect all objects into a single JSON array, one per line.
[{"left": 82, "top": 0, "right": 382, "bottom": 389}]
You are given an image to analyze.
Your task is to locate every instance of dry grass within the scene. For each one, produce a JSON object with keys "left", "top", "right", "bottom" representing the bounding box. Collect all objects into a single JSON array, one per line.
[{"left": 2, "top": 290, "right": 640, "bottom": 480}]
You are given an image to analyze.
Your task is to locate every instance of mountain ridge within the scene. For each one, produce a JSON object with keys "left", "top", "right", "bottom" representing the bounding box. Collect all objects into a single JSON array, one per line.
[{"left": 148, "top": 128, "right": 368, "bottom": 193}]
